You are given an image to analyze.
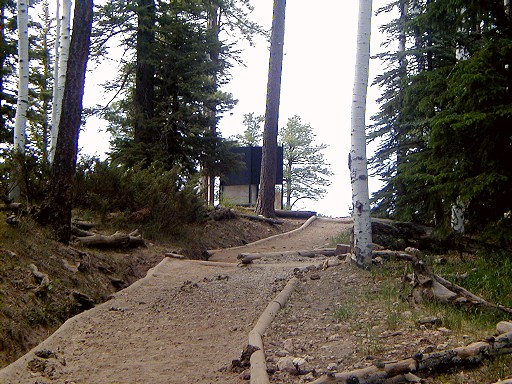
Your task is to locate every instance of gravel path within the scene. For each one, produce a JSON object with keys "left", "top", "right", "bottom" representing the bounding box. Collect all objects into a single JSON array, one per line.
[{"left": 0, "top": 217, "right": 352, "bottom": 384}]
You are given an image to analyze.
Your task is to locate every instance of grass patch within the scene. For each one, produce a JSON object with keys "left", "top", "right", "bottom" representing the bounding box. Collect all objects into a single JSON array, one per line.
[
  {"left": 329, "top": 229, "right": 352, "bottom": 247},
  {"left": 332, "top": 302, "right": 354, "bottom": 321}
]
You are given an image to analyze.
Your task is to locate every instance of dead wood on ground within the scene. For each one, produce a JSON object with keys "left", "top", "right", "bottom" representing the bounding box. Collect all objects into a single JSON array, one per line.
[
  {"left": 374, "top": 248, "right": 512, "bottom": 316},
  {"left": 0, "top": 203, "right": 22, "bottom": 212},
  {"left": 72, "top": 229, "right": 145, "bottom": 249},
  {"left": 311, "top": 330, "right": 512, "bottom": 384}
]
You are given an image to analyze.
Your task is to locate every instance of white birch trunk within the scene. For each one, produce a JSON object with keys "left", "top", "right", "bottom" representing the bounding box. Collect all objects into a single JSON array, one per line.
[
  {"left": 349, "top": 0, "right": 373, "bottom": 267},
  {"left": 14, "top": 0, "right": 29, "bottom": 153},
  {"left": 49, "top": 0, "right": 71, "bottom": 162},
  {"left": 50, "top": 0, "right": 61, "bottom": 161}
]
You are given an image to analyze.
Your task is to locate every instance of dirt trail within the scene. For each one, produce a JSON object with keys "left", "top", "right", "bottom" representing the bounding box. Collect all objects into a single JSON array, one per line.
[{"left": 0, "top": 217, "right": 352, "bottom": 384}]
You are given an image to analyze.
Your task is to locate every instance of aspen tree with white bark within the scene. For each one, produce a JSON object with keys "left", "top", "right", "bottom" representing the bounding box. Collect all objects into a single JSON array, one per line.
[
  {"left": 256, "top": 0, "right": 286, "bottom": 218},
  {"left": 49, "top": 0, "right": 71, "bottom": 163},
  {"left": 349, "top": 0, "right": 373, "bottom": 267},
  {"left": 50, "top": 0, "right": 60, "bottom": 157},
  {"left": 10, "top": 0, "right": 29, "bottom": 201}
]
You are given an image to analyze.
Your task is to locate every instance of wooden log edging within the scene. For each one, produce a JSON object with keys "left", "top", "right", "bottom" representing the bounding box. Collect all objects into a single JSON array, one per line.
[
  {"left": 238, "top": 248, "right": 337, "bottom": 264},
  {"left": 310, "top": 330, "right": 512, "bottom": 384},
  {"left": 248, "top": 277, "right": 298, "bottom": 384}
]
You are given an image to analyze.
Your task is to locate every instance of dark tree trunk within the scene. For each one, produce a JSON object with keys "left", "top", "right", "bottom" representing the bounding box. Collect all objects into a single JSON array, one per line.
[
  {"left": 47, "top": 0, "right": 93, "bottom": 243},
  {"left": 134, "top": 0, "right": 156, "bottom": 145},
  {"left": 256, "top": 0, "right": 286, "bottom": 218}
]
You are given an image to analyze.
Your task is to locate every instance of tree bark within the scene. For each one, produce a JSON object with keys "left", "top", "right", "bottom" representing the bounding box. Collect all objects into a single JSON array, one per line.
[
  {"left": 47, "top": 0, "right": 93, "bottom": 243},
  {"left": 349, "top": 0, "right": 373, "bottom": 267},
  {"left": 256, "top": 0, "right": 286, "bottom": 218},
  {"left": 133, "top": 0, "right": 156, "bottom": 146},
  {"left": 49, "top": 0, "right": 71, "bottom": 163},
  {"left": 10, "top": 0, "right": 29, "bottom": 202}
]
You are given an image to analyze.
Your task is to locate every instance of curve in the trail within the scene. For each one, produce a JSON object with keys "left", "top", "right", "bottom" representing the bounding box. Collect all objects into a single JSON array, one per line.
[{"left": 208, "top": 217, "right": 352, "bottom": 263}]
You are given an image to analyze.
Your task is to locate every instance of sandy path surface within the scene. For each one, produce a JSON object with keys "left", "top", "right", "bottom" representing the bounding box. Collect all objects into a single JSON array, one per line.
[{"left": 0, "top": 217, "right": 351, "bottom": 384}]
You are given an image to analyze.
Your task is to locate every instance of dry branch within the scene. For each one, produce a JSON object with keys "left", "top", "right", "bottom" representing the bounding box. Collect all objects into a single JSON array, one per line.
[
  {"left": 29, "top": 264, "right": 50, "bottom": 293},
  {"left": 311, "top": 331, "right": 512, "bottom": 384},
  {"left": 165, "top": 252, "right": 185, "bottom": 260}
]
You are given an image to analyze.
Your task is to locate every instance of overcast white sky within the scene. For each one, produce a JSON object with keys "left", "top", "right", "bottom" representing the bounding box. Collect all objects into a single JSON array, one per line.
[{"left": 79, "top": 0, "right": 393, "bottom": 218}]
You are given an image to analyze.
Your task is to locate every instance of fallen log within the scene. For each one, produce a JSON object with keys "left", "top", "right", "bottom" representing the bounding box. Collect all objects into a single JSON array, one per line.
[
  {"left": 238, "top": 248, "right": 337, "bottom": 264},
  {"left": 71, "top": 226, "right": 95, "bottom": 237},
  {"left": 72, "top": 220, "right": 97, "bottom": 230},
  {"left": 275, "top": 210, "right": 316, "bottom": 219},
  {"left": 0, "top": 202, "right": 22, "bottom": 212},
  {"left": 73, "top": 230, "right": 145, "bottom": 248},
  {"left": 374, "top": 248, "right": 512, "bottom": 316},
  {"left": 311, "top": 330, "right": 512, "bottom": 384},
  {"left": 411, "top": 257, "right": 512, "bottom": 316},
  {"left": 239, "top": 213, "right": 283, "bottom": 225}
]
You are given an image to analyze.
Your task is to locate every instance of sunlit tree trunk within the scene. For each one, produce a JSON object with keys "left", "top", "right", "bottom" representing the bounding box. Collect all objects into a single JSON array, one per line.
[
  {"left": 256, "top": 0, "right": 286, "bottom": 217},
  {"left": 47, "top": 0, "right": 93, "bottom": 243},
  {"left": 10, "top": 0, "right": 29, "bottom": 201},
  {"left": 205, "top": 0, "right": 220, "bottom": 205},
  {"left": 349, "top": 0, "right": 373, "bottom": 267},
  {"left": 49, "top": 0, "right": 71, "bottom": 163},
  {"left": 50, "top": 0, "right": 60, "bottom": 161}
]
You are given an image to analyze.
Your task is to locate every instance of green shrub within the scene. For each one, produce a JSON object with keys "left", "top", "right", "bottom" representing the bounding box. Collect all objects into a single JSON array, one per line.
[{"left": 74, "top": 158, "right": 206, "bottom": 238}]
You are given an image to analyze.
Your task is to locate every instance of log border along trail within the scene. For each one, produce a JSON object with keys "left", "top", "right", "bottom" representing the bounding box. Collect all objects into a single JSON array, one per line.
[{"left": 0, "top": 217, "right": 351, "bottom": 384}]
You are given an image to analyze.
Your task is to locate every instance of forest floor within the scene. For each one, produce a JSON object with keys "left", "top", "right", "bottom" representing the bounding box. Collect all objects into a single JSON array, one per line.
[{"left": 1, "top": 214, "right": 511, "bottom": 383}]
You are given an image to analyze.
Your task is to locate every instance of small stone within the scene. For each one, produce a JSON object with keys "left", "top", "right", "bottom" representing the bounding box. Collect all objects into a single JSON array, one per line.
[
  {"left": 283, "top": 339, "right": 294, "bottom": 352},
  {"left": 437, "top": 327, "right": 451, "bottom": 334},
  {"left": 496, "top": 321, "right": 512, "bottom": 334},
  {"left": 303, "top": 372, "right": 315, "bottom": 382},
  {"left": 310, "top": 274, "right": 321, "bottom": 280},
  {"left": 327, "top": 362, "right": 338, "bottom": 371},
  {"left": 418, "top": 316, "right": 442, "bottom": 326},
  {"left": 275, "top": 350, "right": 288, "bottom": 357},
  {"left": 437, "top": 342, "right": 449, "bottom": 350},
  {"left": 402, "top": 310, "right": 413, "bottom": 318},
  {"left": 293, "top": 357, "right": 307, "bottom": 367},
  {"left": 327, "top": 334, "right": 341, "bottom": 341},
  {"left": 277, "top": 356, "right": 297, "bottom": 374}
]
